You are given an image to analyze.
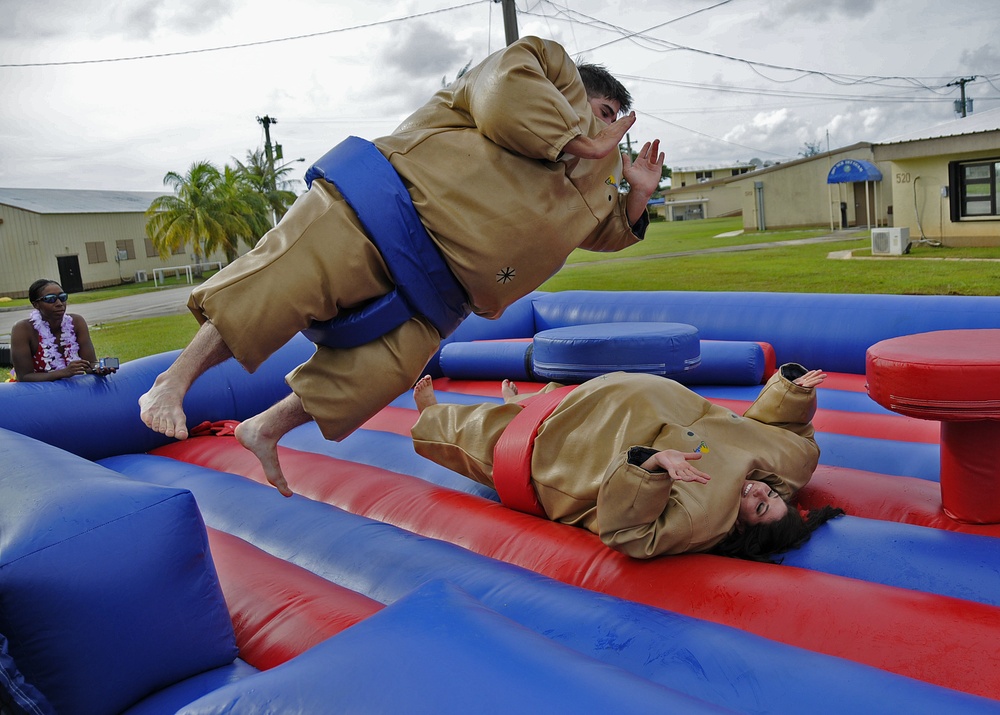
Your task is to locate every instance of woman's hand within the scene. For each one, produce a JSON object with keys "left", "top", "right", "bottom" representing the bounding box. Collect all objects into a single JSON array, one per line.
[
  {"left": 640, "top": 449, "right": 711, "bottom": 483},
  {"left": 793, "top": 369, "right": 826, "bottom": 389},
  {"left": 56, "top": 360, "right": 91, "bottom": 379}
]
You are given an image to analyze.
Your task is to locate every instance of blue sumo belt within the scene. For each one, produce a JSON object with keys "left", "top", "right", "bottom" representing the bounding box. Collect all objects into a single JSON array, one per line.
[{"left": 301, "top": 137, "right": 471, "bottom": 349}]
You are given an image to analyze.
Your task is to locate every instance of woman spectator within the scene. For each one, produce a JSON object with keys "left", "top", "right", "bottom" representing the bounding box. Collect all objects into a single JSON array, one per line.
[{"left": 9, "top": 279, "right": 115, "bottom": 382}]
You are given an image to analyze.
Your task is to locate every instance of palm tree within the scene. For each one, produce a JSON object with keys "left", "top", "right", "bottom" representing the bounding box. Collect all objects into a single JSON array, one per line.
[
  {"left": 232, "top": 148, "right": 300, "bottom": 223},
  {"left": 210, "top": 166, "right": 273, "bottom": 262},
  {"left": 145, "top": 161, "right": 231, "bottom": 268}
]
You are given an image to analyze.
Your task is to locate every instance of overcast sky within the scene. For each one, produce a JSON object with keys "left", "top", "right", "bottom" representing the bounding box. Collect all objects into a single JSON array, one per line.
[{"left": 1, "top": 0, "right": 997, "bottom": 192}]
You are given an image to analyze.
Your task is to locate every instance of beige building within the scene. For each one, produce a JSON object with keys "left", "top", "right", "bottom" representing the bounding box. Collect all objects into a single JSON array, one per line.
[
  {"left": 658, "top": 162, "right": 755, "bottom": 221},
  {"left": 0, "top": 189, "right": 242, "bottom": 299},
  {"left": 658, "top": 108, "right": 1000, "bottom": 246},
  {"left": 661, "top": 145, "right": 884, "bottom": 231},
  {"left": 737, "top": 144, "right": 886, "bottom": 232},
  {"left": 874, "top": 108, "right": 1000, "bottom": 246}
]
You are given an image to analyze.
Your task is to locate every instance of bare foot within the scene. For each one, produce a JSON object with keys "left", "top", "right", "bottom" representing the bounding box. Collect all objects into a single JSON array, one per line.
[
  {"left": 502, "top": 379, "right": 519, "bottom": 402},
  {"left": 235, "top": 417, "right": 293, "bottom": 497},
  {"left": 138, "top": 375, "right": 190, "bottom": 440},
  {"left": 413, "top": 375, "right": 437, "bottom": 413}
]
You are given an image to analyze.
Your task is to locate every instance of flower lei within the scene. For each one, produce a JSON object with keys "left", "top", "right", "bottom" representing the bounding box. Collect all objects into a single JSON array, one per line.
[{"left": 29, "top": 309, "right": 81, "bottom": 371}]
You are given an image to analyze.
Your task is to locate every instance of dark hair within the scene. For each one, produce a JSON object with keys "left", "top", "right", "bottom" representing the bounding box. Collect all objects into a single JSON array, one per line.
[
  {"left": 577, "top": 62, "right": 632, "bottom": 114},
  {"left": 28, "top": 279, "right": 61, "bottom": 303},
  {"left": 711, "top": 505, "right": 845, "bottom": 563}
]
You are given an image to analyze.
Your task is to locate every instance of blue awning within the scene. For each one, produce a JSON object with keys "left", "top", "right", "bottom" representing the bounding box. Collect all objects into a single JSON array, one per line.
[{"left": 827, "top": 159, "right": 883, "bottom": 183}]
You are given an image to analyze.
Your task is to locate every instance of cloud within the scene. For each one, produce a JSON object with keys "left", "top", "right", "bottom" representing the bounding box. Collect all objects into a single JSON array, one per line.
[
  {"left": 959, "top": 44, "right": 1000, "bottom": 82},
  {"left": 760, "top": 0, "right": 876, "bottom": 23},
  {"left": 0, "top": 0, "right": 234, "bottom": 41},
  {"left": 118, "top": 0, "right": 235, "bottom": 40},
  {"left": 367, "top": 21, "right": 480, "bottom": 113}
]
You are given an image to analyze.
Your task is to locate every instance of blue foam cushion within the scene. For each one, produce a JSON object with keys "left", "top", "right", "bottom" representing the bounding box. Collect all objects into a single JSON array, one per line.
[
  {"left": 439, "top": 340, "right": 533, "bottom": 380},
  {"left": 0, "top": 429, "right": 237, "bottom": 715},
  {"left": 531, "top": 322, "right": 700, "bottom": 382}
]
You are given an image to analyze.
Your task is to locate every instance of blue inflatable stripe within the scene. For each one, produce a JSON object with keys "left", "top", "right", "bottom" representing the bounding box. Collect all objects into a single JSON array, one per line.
[
  {"left": 279, "top": 424, "right": 499, "bottom": 501},
  {"left": 781, "top": 515, "right": 1000, "bottom": 606},
  {"left": 815, "top": 432, "right": 940, "bottom": 481}
]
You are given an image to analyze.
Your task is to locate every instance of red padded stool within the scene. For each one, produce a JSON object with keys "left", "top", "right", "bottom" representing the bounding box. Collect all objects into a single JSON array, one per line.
[{"left": 866, "top": 329, "right": 1000, "bottom": 523}]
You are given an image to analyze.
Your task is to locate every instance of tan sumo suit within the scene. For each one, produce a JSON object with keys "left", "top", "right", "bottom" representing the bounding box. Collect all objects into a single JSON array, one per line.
[
  {"left": 411, "top": 365, "right": 821, "bottom": 558},
  {"left": 187, "top": 36, "right": 643, "bottom": 441}
]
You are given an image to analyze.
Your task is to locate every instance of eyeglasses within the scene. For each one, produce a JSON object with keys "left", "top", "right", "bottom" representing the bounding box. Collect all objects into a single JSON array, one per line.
[{"left": 37, "top": 292, "right": 69, "bottom": 304}]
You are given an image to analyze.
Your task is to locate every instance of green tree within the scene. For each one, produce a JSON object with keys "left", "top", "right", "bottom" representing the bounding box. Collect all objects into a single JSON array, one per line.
[
  {"left": 145, "top": 161, "right": 231, "bottom": 267},
  {"left": 232, "top": 148, "right": 299, "bottom": 223},
  {"left": 210, "top": 166, "right": 273, "bottom": 262}
]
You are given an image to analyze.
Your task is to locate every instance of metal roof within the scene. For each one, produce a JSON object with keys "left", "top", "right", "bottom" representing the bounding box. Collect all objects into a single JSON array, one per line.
[
  {"left": 0, "top": 188, "right": 165, "bottom": 215},
  {"left": 877, "top": 106, "right": 1000, "bottom": 146},
  {"left": 672, "top": 162, "right": 756, "bottom": 173}
]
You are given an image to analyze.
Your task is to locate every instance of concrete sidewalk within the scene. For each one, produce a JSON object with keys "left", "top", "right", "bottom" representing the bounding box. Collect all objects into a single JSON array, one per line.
[{"left": 0, "top": 285, "right": 195, "bottom": 344}]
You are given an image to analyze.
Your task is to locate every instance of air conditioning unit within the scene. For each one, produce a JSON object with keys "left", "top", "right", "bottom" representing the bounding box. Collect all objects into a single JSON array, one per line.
[
  {"left": 871, "top": 227, "right": 911, "bottom": 256},
  {"left": 134, "top": 270, "right": 148, "bottom": 282}
]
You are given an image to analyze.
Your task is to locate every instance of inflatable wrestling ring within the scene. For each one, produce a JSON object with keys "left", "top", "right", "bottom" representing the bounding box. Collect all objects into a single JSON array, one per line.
[{"left": 3, "top": 289, "right": 1000, "bottom": 713}]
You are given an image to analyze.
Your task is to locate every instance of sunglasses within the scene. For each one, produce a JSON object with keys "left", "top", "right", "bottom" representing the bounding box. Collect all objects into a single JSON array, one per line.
[{"left": 37, "top": 292, "right": 69, "bottom": 304}]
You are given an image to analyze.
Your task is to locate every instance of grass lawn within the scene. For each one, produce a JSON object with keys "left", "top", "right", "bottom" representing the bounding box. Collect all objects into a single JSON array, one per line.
[{"left": 545, "top": 219, "right": 1000, "bottom": 295}]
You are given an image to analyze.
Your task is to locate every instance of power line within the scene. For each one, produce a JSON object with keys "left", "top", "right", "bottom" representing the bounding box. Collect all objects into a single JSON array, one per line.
[
  {"left": 619, "top": 74, "right": 985, "bottom": 105},
  {"left": 527, "top": 0, "right": 998, "bottom": 94},
  {"left": 0, "top": 1, "right": 482, "bottom": 68}
]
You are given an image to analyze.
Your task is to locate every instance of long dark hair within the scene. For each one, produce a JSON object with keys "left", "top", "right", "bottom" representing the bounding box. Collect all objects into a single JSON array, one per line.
[{"left": 712, "top": 505, "right": 845, "bottom": 563}]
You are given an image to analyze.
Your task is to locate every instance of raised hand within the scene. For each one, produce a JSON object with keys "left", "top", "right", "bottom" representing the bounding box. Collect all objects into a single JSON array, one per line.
[
  {"left": 562, "top": 111, "right": 637, "bottom": 160},
  {"left": 622, "top": 139, "right": 665, "bottom": 199}
]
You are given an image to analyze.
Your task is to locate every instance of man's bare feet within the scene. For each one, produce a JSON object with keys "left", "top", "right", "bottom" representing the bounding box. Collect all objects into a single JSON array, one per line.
[
  {"left": 138, "top": 375, "right": 190, "bottom": 440},
  {"left": 502, "top": 379, "right": 519, "bottom": 402},
  {"left": 234, "top": 418, "right": 293, "bottom": 497},
  {"left": 413, "top": 375, "right": 437, "bottom": 413}
]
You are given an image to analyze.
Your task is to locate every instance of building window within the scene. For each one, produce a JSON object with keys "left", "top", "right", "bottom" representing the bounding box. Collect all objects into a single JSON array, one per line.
[
  {"left": 85, "top": 241, "right": 108, "bottom": 264},
  {"left": 116, "top": 239, "right": 136, "bottom": 260},
  {"left": 949, "top": 158, "right": 1000, "bottom": 220},
  {"left": 145, "top": 237, "right": 185, "bottom": 256},
  {"left": 695, "top": 171, "right": 713, "bottom": 183}
]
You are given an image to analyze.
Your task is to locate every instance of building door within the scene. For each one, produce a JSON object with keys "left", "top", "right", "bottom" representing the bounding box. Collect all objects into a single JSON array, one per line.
[
  {"left": 57, "top": 255, "right": 83, "bottom": 293},
  {"left": 853, "top": 183, "right": 870, "bottom": 228}
]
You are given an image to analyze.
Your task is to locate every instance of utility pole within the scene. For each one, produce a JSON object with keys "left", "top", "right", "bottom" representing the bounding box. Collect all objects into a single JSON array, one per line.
[
  {"left": 494, "top": 0, "right": 518, "bottom": 46},
  {"left": 947, "top": 77, "right": 977, "bottom": 117},
  {"left": 256, "top": 115, "right": 278, "bottom": 190}
]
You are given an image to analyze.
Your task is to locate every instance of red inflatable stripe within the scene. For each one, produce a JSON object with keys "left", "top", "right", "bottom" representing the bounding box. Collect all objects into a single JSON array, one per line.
[{"left": 206, "top": 528, "right": 382, "bottom": 670}]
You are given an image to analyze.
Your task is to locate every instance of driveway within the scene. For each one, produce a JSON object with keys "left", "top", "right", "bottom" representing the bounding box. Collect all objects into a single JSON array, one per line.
[{"left": 0, "top": 285, "right": 195, "bottom": 343}]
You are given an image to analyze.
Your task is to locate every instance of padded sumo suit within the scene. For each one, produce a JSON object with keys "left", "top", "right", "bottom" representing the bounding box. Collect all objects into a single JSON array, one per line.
[
  {"left": 187, "top": 36, "right": 645, "bottom": 440},
  {"left": 411, "top": 364, "right": 821, "bottom": 558}
]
